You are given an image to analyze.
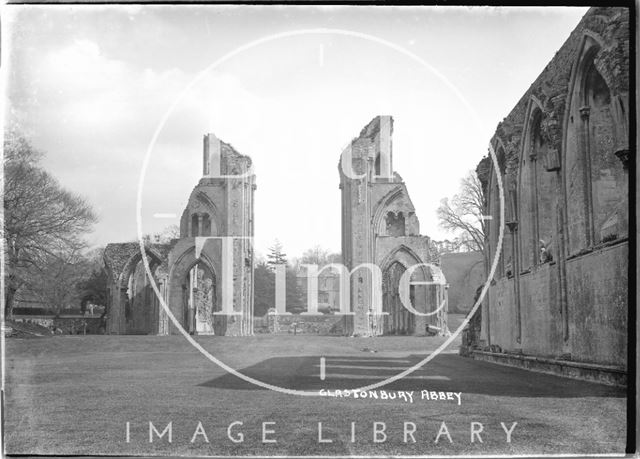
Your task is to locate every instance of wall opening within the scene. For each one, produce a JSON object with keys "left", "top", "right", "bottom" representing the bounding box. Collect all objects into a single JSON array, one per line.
[{"left": 385, "top": 211, "right": 406, "bottom": 236}]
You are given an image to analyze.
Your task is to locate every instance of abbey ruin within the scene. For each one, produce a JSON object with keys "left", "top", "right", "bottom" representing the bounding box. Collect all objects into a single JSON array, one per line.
[
  {"left": 339, "top": 116, "right": 448, "bottom": 336},
  {"left": 104, "top": 117, "right": 447, "bottom": 336},
  {"left": 470, "top": 6, "right": 629, "bottom": 383},
  {"left": 104, "top": 134, "right": 255, "bottom": 335},
  {"left": 102, "top": 9, "right": 629, "bottom": 388}
]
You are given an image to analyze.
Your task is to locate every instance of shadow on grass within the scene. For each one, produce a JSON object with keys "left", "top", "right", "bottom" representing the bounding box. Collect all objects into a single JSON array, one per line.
[{"left": 198, "top": 353, "right": 625, "bottom": 398}]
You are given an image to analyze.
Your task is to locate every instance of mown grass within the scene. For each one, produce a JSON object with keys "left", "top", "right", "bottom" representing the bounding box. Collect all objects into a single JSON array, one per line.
[{"left": 3, "top": 328, "right": 626, "bottom": 456}]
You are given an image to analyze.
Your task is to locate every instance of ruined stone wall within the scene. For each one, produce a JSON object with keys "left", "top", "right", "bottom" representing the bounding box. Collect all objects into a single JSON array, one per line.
[
  {"left": 255, "top": 314, "right": 349, "bottom": 336},
  {"left": 478, "top": 7, "right": 629, "bottom": 370},
  {"left": 489, "top": 262, "right": 564, "bottom": 357},
  {"left": 104, "top": 133, "right": 255, "bottom": 336},
  {"left": 439, "top": 252, "right": 485, "bottom": 314},
  {"left": 566, "top": 242, "right": 628, "bottom": 366},
  {"left": 339, "top": 116, "right": 445, "bottom": 336},
  {"left": 167, "top": 136, "right": 255, "bottom": 337},
  {"left": 104, "top": 242, "right": 170, "bottom": 335}
]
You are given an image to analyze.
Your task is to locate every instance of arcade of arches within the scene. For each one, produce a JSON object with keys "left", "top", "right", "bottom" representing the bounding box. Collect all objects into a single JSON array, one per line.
[
  {"left": 478, "top": 6, "right": 629, "bottom": 371},
  {"left": 104, "top": 134, "right": 255, "bottom": 336},
  {"left": 105, "top": 117, "right": 450, "bottom": 337},
  {"left": 339, "top": 116, "right": 449, "bottom": 337}
]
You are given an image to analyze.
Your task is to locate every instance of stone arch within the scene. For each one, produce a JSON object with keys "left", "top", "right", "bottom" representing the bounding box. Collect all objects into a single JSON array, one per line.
[
  {"left": 385, "top": 211, "right": 406, "bottom": 236},
  {"left": 487, "top": 142, "right": 509, "bottom": 277},
  {"left": 195, "top": 191, "right": 221, "bottom": 236},
  {"left": 181, "top": 259, "right": 218, "bottom": 335},
  {"left": 517, "top": 111, "right": 536, "bottom": 271},
  {"left": 519, "top": 98, "right": 556, "bottom": 269},
  {"left": 372, "top": 186, "right": 418, "bottom": 236},
  {"left": 117, "top": 248, "right": 164, "bottom": 334},
  {"left": 373, "top": 186, "right": 404, "bottom": 234},
  {"left": 563, "top": 33, "right": 628, "bottom": 254},
  {"left": 379, "top": 244, "right": 431, "bottom": 281},
  {"left": 167, "top": 246, "right": 222, "bottom": 335},
  {"left": 380, "top": 246, "right": 424, "bottom": 336},
  {"left": 189, "top": 212, "right": 218, "bottom": 237},
  {"left": 181, "top": 192, "right": 221, "bottom": 237},
  {"left": 378, "top": 245, "right": 447, "bottom": 336},
  {"left": 118, "top": 247, "right": 164, "bottom": 290}
]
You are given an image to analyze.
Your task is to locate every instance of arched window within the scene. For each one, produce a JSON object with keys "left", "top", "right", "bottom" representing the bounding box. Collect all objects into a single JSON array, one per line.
[
  {"left": 565, "top": 37, "right": 628, "bottom": 254},
  {"left": 519, "top": 107, "right": 556, "bottom": 268},
  {"left": 183, "top": 261, "right": 218, "bottom": 334},
  {"left": 518, "top": 125, "right": 536, "bottom": 270},
  {"left": 202, "top": 214, "right": 212, "bottom": 237},
  {"left": 385, "top": 211, "right": 406, "bottom": 236},
  {"left": 488, "top": 146, "right": 509, "bottom": 277},
  {"left": 531, "top": 112, "right": 555, "bottom": 260},
  {"left": 584, "top": 61, "right": 627, "bottom": 242},
  {"left": 191, "top": 214, "right": 199, "bottom": 237}
]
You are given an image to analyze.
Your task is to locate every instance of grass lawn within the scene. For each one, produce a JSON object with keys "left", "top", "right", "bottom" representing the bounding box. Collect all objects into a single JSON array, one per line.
[{"left": 3, "top": 322, "right": 626, "bottom": 456}]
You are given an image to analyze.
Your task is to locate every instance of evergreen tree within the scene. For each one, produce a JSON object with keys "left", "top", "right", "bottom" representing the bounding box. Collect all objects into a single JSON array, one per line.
[
  {"left": 266, "top": 239, "right": 287, "bottom": 269},
  {"left": 253, "top": 260, "right": 275, "bottom": 316},
  {"left": 255, "top": 241, "right": 304, "bottom": 314}
]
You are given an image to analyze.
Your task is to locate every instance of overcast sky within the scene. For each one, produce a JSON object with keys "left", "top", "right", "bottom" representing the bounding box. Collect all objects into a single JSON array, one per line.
[{"left": 5, "top": 5, "right": 589, "bottom": 258}]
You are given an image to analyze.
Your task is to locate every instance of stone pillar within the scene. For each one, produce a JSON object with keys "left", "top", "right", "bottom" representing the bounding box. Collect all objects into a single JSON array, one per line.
[
  {"left": 506, "top": 221, "right": 522, "bottom": 346},
  {"left": 378, "top": 116, "right": 393, "bottom": 180},
  {"left": 579, "top": 105, "right": 594, "bottom": 246},
  {"left": 203, "top": 133, "right": 221, "bottom": 177},
  {"left": 119, "top": 288, "right": 128, "bottom": 334},
  {"left": 529, "top": 152, "right": 540, "bottom": 264}
]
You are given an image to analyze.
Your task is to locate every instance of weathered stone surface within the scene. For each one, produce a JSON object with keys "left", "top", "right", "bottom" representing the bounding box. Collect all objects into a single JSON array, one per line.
[
  {"left": 255, "top": 313, "right": 348, "bottom": 336},
  {"left": 339, "top": 116, "right": 448, "bottom": 337},
  {"left": 104, "top": 133, "right": 255, "bottom": 336},
  {"left": 439, "top": 251, "right": 485, "bottom": 314},
  {"left": 476, "top": 7, "right": 629, "bottom": 377}
]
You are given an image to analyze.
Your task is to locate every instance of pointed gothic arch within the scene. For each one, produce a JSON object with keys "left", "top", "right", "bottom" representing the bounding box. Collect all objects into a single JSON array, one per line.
[
  {"left": 117, "top": 247, "right": 164, "bottom": 334},
  {"left": 487, "top": 141, "right": 508, "bottom": 277},
  {"left": 378, "top": 245, "right": 446, "bottom": 336},
  {"left": 563, "top": 33, "right": 628, "bottom": 254},
  {"left": 167, "top": 246, "right": 222, "bottom": 335}
]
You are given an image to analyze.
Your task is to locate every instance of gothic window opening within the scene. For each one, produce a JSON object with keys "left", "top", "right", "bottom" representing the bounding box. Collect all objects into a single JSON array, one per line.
[
  {"left": 191, "top": 214, "right": 199, "bottom": 237},
  {"left": 489, "top": 146, "right": 509, "bottom": 277},
  {"left": 202, "top": 214, "right": 212, "bottom": 237},
  {"left": 382, "top": 261, "right": 414, "bottom": 335},
  {"left": 584, "top": 61, "right": 628, "bottom": 243},
  {"left": 566, "top": 39, "right": 628, "bottom": 254},
  {"left": 519, "top": 135, "right": 535, "bottom": 270},
  {"left": 521, "top": 109, "right": 555, "bottom": 267},
  {"left": 184, "top": 262, "right": 217, "bottom": 335},
  {"left": 386, "top": 211, "right": 406, "bottom": 236}
]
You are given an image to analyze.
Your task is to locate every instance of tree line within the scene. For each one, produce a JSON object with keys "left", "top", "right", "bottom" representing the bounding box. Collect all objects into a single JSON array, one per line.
[
  {"left": 4, "top": 131, "right": 104, "bottom": 318},
  {"left": 254, "top": 240, "right": 341, "bottom": 316},
  {"left": 3, "top": 130, "right": 486, "bottom": 320}
]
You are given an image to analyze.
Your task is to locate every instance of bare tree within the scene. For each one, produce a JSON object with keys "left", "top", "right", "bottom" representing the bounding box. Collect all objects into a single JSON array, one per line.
[
  {"left": 30, "top": 248, "right": 91, "bottom": 316},
  {"left": 298, "top": 245, "right": 334, "bottom": 268},
  {"left": 3, "top": 132, "right": 97, "bottom": 317},
  {"left": 77, "top": 247, "right": 108, "bottom": 314},
  {"left": 291, "top": 245, "right": 341, "bottom": 271},
  {"left": 436, "top": 171, "right": 487, "bottom": 258},
  {"left": 142, "top": 224, "right": 180, "bottom": 244}
]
